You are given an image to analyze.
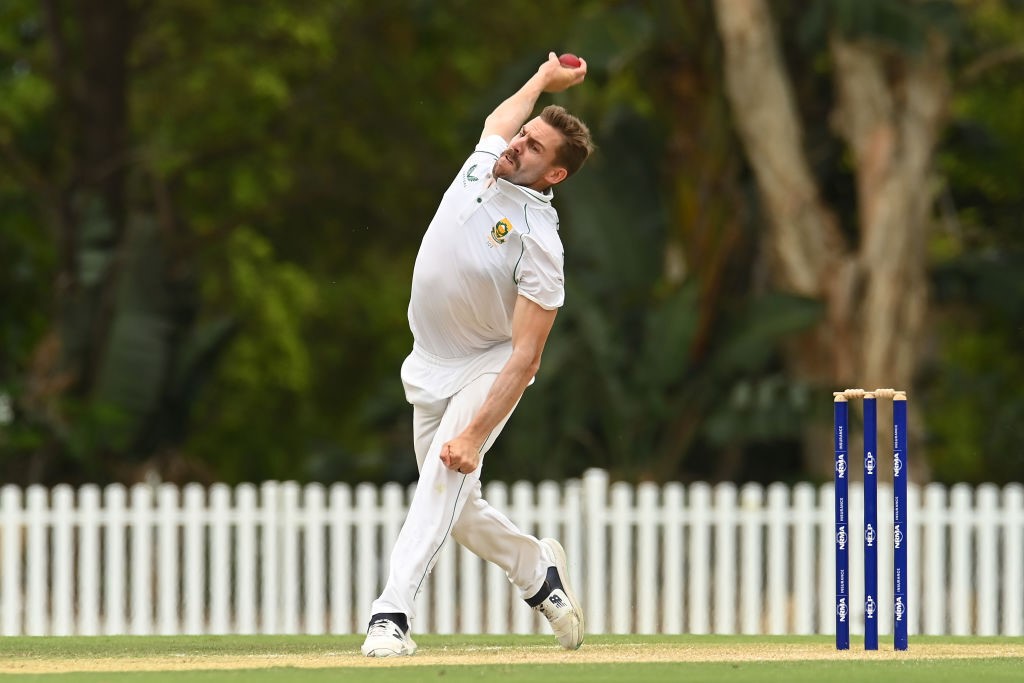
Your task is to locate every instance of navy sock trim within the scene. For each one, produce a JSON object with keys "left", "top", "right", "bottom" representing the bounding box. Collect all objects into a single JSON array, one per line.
[
  {"left": 370, "top": 612, "right": 409, "bottom": 633},
  {"left": 525, "top": 566, "right": 561, "bottom": 607}
]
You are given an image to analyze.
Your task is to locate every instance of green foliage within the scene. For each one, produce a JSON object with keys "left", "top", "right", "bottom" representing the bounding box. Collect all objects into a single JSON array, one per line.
[
  {"left": 186, "top": 228, "right": 317, "bottom": 482},
  {"left": 0, "top": 66, "right": 51, "bottom": 130},
  {"left": 0, "top": 2, "right": 53, "bottom": 384},
  {"left": 923, "top": 0, "right": 1024, "bottom": 484},
  {"left": 94, "top": 218, "right": 171, "bottom": 437},
  {"left": 927, "top": 252, "right": 1024, "bottom": 484},
  {"left": 0, "top": 194, "right": 50, "bottom": 376},
  {"left": 943, "top": 1, "right": 1024, "bottom": 243},
  {"left": 1, "top": 0, "right": 1022, "bottom": 485},
  {"left": 797, "top": 0, "right": 962, "bottom": 53}
]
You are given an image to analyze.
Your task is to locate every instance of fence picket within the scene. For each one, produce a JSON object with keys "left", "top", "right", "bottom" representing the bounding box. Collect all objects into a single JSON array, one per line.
[
  {"left": 183, "top": 484, "right": 205, "bottom": 635},
  {"left": 328, "top": 483, "right": 352, "bottom": 634},
  {"left": 714, "top": 483, "right": 738, "bottom": 634},
  {"left": 1004, "top": 484, "right": 1024, "bottom": 636},
  {"left": 236, "top": 483, "right": 257, "bottom": 634},
  {"left": 209, "top": 484, "right": 231, "bottom": 634},
  {"left": 78, "top": 485, "right": 100, "bottom": 636},
  {"left": 636, "top": 482, "right": 659, "bottom": 635},
  {"left": 52, "top": 485, "right": 74, "bottom": 636},
  {"left": 280, "top": 482, "right": 300, "bottom": 635},
  {"left": 977, "top": 484, "right": 999, "bottom": 636},
  {"left": 0, "top": 470, "right": 1021, "bottom": 638},
  {"left": 662, "top": 482, "right": 684, "bottom": 634},
  {"left": 261, "top": 481, "right": 280, "bottom": 634},
  {"left": 877, "top": 482, "right": 894, "bottom": 636},
  {"left": 817, "top": 483, "right": 834, "bottom": 635},
  {"left": 907, "top": 482, "right": 921, "bottom": 637},
  {"left": 766, "top": 483, "right": 788, "bottom": 634},
  {"left": 923, "top": 483, "right": 946, "bottom": 634},
  {"left": 740, "top": 483, "right": 762, "bottom": 635},
  {"left": 583, "top": 469, "right": 608, "bottom": 635},
  {"left": 1, "top": 485, "right": 21, "bottom": 636},
  {"left": 688, "top": 482, "right": 711, "bottom": 635},
  {"left": 304, "top": 483, "right": 326, "bottom": 635},
  {"left": 105, "top": 484, "right": 127, "bottom": 635},
  {"left": 354, "top": 483, "right": 378, "bottom": 631},
  {"left": 129, "top": 484, "right": 153, "bottom": 636},
  {"left": 792, "top": 483, "right": 815, "bottom": 635},
  {"left": 950, "top": 484, "right": 972, "bottom": 635},
  {"left": 157, "top": 484, "right": 179, "bottom": 635},
  {"left": 26, "top": 486, "right": 47, "bottom": 635},
  {"left": 610, "top": 481, "right": 632, "bottom": 634}
]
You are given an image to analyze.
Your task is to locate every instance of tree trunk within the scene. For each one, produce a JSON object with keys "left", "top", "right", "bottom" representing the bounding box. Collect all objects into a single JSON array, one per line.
[
  {"left": 713, "top": 0, "right": 948, "bottom": 481},
  {"left": 830, "top": 35, "right": 948, "bottom": 393},
  {"left": 22, "top": 1, "right": 137, "bottom": 477},
  {"left": 711, "top": 0, "right": 856, "bottom": 389},
  {"left": 37, "top": 0, "right": 135, "bottom": 391},
  {"left": 711, "top": 0, "right": 847, "bottom": 296}
]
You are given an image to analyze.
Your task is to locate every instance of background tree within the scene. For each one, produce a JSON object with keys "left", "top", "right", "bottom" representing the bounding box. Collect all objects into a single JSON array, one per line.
[
  {"left": 1, "top": 0, "right": 1022, "bottom": 486},
  {"left": 924, "top": 0, "right": 1024, "bottom": 483},
  {"left": 713, "top": 0, "right": 958, "bottom": 480}
]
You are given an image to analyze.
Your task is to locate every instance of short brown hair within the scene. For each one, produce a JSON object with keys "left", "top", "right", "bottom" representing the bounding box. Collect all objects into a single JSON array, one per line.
[{"left": 540, "top": 105, "right": 594, "bottom": 179}]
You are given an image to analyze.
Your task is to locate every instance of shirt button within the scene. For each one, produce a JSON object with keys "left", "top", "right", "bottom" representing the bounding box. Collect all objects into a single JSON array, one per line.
[{"left": 476, "top": 198, "right": 482, "bottom": 203}]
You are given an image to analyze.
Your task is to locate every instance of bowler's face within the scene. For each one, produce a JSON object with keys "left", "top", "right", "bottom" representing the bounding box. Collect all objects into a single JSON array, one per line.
[{"left": 492, "top": 117, "right": 565, "bottom": 191}]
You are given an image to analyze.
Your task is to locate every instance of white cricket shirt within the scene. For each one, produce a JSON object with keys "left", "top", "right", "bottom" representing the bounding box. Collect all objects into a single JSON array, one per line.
[{"left": 402, "top": 135, "right": 565, "bottom": 402}]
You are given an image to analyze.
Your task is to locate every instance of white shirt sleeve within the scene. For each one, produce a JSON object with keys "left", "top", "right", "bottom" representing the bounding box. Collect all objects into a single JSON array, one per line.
[{"left": 515, "top": 230, "right": 565, "bottom": 310}]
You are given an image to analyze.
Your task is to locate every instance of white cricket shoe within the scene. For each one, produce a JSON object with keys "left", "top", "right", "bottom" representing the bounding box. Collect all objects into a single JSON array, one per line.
[
  {"left": 528, "top": 538, "right": 585, "bottom": 650},
  {"left": 360, "top": 616, "right": 417, "bottom": 657}
]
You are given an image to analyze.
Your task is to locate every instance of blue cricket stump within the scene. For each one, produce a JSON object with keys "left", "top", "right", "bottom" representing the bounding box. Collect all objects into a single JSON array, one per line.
[
  {"left": 863, "top": 393, "right": 878, "bottom": 650},
  {"left": 893, "top": 392, "right": 909, "bottom": 651},
  {"left": 833, "top": 388, "right": 907, "bottom": 651},
  {"left": 833, "top": 394, "right": 850, "bottom": 650}
]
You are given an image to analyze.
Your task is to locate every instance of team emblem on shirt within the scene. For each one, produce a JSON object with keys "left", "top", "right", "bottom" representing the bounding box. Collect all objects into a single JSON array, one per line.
[
  {"left": 464, "top": 164, "right": 479, "bottom": 185},
  {"left": 488, "top": 218, "right": 513, "bottom": 247}
]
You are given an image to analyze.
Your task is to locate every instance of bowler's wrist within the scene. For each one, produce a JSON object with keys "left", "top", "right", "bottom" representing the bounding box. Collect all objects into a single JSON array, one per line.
[{"left": 457, "top": 428, "right": 488, "bottom": 451}]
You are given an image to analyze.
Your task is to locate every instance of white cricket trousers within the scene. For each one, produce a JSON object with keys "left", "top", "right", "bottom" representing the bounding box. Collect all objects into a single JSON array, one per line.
[{"left": 370, "top": 373, "right": 548, "bottom": 624}]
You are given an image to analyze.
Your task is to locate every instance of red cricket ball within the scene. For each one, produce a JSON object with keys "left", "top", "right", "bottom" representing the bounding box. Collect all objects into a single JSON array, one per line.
[{"left": 558, "top": 53, "right": 581, "bottom": 68}]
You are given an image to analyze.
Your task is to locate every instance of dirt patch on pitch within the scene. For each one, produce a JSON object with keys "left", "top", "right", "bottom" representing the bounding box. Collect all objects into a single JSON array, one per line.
[{"left": 2, "top": 642, "right": 1023, "bottom": 674}]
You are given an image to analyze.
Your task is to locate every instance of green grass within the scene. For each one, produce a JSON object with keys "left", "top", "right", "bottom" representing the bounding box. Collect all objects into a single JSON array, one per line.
[{"left": 0, "top": 635, "right": 1021, "bottom": 682}]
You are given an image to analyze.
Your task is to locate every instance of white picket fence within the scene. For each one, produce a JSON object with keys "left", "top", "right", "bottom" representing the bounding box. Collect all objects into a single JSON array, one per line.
[{"left": 0, "top": 469, "right": 1022, "bottom": 638}]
